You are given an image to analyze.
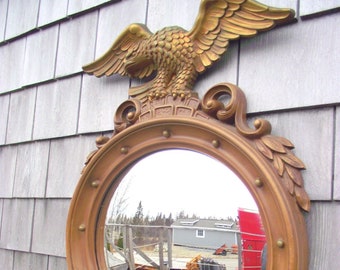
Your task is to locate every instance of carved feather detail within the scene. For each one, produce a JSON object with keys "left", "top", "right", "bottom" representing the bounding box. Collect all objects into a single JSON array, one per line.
[
  {"left": 189, "top": 0, "right": 294, "bottom": 73},
  {"left": 255, "top": 136, "right": 310, "bottom": 212},
  {"left": 83, "top": 24, "right": 154, "bottom": 79},
  {"left": 83, "top": 0, "right": 294, "bottom": 100}
]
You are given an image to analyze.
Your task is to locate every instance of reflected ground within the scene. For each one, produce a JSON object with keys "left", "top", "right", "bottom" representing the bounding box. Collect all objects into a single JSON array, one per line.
[{"left": 105, "top": 224, "right": 240, "bottom": 269}]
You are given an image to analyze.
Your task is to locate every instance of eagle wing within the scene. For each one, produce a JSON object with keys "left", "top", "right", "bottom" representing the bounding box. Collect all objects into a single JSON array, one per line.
[
  {"left": 188, "top": 0, "right": 295, "bottom": 73},
  {"left": 82, "top": 23, "right": 154, "bottom": 79}
]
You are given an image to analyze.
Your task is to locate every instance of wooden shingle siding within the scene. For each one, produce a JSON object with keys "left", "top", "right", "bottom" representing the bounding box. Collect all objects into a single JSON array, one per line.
[
  {"left": 0, "top": 95, "right": 9, "bottom": 144},
  {"left": 56, "top": 13, "right": 98, "bottom": 77},
  {"left": 306, "top": 202, "right": 340, "bottom": 269},
  {"left": 147, "top": 0, "right": 199, "bottom": 31},
  {"left": 13, "top": 141, "right": 50, "bottom": 198},
  {"left": 5, "top": 0, "right": 40, "bottom": 40},
  {"left": 95, "top": 0, "right": 148, "bottom": 57},
  {"left": 0, "top": 249, "right": 14, "bottom": 270},
  {"left": 78, "top": 75, "right": 129, "bottom": 133},
  {"left": 0, "top": 146, "right": 18, "bottom": 197},
  {"left": 0, "top": 199, "right": 34, "bottom": 251},
  {"left": 45, "top": 135, "right": 99, "bottom": 198},
  {"left": 31, "top": 199, "right": 70, "bottom": 257},
  {"left": 300, "top": 0, "right": 340, "bottom": 18},
  {"left": 12, "top": 251, "right": 48, "bottom": 269},
  {"left": 256, "top": 108, "right": 334, "bottom": 200},
  {"left": 23, "top": 27, "right": 59, "bottom": 86},
  {"left": 239, "top": 13, "right": 340, "bottom": 113},
  {"left": 67, "top": 0, "right": 114, "bottom": 16},
  {"left": 0, "top": 38, "right": 26, "bottom": 93},
  {"left": 6, "top": 88, "right": 37, "bottom": 144},
  {"left": 0, "top": 199, "right": 3, "bottom": 231},
  {"left": 33, "top": 78, "right": 82, "bottom": 140},
  {"left": 37, "top": 0, "right": 68, "bottom": 27},
  {"left": 0, "top": 0, "right": 8, "bottom": 41},
  {"left": 335, "top": 106, "right": 340, "bottom": 200},
  {"left": 47, "top": 255, "right": 68, "bottom": 270},
  {"left": 0, "top": 1, "right": 339, "bottom": 269}
]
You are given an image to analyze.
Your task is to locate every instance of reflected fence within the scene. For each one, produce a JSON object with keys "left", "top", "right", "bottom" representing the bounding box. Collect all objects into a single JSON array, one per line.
[{"left": 104, "top": 223, "right": 266, "bottom": 270}]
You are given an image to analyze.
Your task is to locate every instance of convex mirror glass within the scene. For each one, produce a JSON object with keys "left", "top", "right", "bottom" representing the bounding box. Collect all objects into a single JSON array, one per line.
[{"left": 105, "top": 150, "right": 266, "bottom": 270}]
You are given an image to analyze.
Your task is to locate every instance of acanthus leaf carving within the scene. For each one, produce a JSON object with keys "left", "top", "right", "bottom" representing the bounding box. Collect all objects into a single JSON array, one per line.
[
  {"left": 255, "top": 134, "right": 309, "bottom": 212},
  {"left": 201, "top": 83, "right": 309, "bottom": 212},
  {"left": 273, "top": 154, "right": 285, "bottom": 176},
  {"left": 261, "top": 135, "right": 287, "bottom": 154},
  {"left": 295, "top": 186, "right": 311, "bottom": 213},
  {"left": 255, "top": 139, "right": 274, "bottom": 160}
]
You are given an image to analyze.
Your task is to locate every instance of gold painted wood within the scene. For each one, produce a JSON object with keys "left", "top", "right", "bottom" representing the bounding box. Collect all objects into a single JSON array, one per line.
[
  {"left": 66, "top": 84, "right": 309, "bottom": 270},
  {"left": 83, "top": 0, "right": 294, "bottom": 100},
  {"left": 67, "top": 1, "right": 309, "bottom": 269}
]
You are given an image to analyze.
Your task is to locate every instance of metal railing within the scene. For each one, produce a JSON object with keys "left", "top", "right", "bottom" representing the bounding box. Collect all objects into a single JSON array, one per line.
[{"left": 104, "top": 223, "right": 266, "bottom": 270}]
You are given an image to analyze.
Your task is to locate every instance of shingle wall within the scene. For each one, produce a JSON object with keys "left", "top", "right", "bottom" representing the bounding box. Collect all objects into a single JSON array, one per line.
[{"left": 0, "top": 0, "right": 339, "bottom": 269}]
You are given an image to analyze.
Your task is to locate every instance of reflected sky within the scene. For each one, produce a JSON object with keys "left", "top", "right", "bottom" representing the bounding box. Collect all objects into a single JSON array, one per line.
[{"left": 108, "top": 150, "right": 258, "bottom": 220}]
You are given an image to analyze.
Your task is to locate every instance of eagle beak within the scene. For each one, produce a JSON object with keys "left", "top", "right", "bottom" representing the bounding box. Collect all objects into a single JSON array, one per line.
[{"left": 125, "top": 56, "right": 153, "bottom": 77}]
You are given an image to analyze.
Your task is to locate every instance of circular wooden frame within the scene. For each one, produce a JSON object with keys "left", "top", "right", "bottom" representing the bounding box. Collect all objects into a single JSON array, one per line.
[{"left": 66, "top": 85, "right": 309, "bottom": 270}]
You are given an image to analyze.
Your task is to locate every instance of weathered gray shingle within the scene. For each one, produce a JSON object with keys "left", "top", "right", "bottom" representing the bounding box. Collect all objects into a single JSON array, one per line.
[
  {"left": 0, "top": 146, "right": 17, "bottom": 197},
  {"left": 13, "top": 251, "right": 48, "bottom": 270},
  {"left": 306, "top": 202, "right": 340, "bottom": 269},
  {"left": 147, "top": 0, "right": 197, "bottom": 32},
  {"left": 46, "top": 135, "right": 99, "bottom": 198},
  {"left": 95, "top": 0, "right": 147, "bottom": 58},
  {"left": 0, "top": 0, "right": 8, "bottom": 41},
  {"left": 239, "top": 13, "right": 340, "bottom": 113},
  {"left": 78, "top": 75, "right": 128, "bottom": 133},
  {"left": 5, "top": 0, "right": 39, "bottom": 40},
  {"left": 48, "top": 256, "right": 68, "bottom": 270},
  {"left": 33, "top": 77, "right": 81, "bottom": 140},
  {"left": 258, "top": 108, "right": 334, "bottom": 200},
  {"left": 31, "top": 199, "right": 70, "bottom": 257},
  {"left": 0, "top": 249, "right": 14, "bottom": 270},
  {"left": 263, "top": 0, "right": 296, "bottom": 10},
  {"left": 0, "top": 199, "right": 34, "bottom": 251},
  {"left": 55, "top": 12, "right": 98, "bottom": 77},
  {"left": 13, "top": 141, "right": 50, "bottom": 198},
  {"left": 38, "top": 0, "right": 68, "bottom": 27},
  {"left": 0, "top": 38, "right": 26, "bottom": 93},
  {"left": 23, "top": 26, "right": 59, "bottom": 86},
  {"left": 68, "top": 0, "right": 112, "bottom": 16},
  {"left": 6, "top": 88, "right": 36, "bottom": 144},
  {"left": 334, "top": 106, "right": 340, "bottom": 200},
  {"left": 0, "top": 199, "right": 3, "bottom": 231},
  {"left": 0, "top": 95, "right": 9, "bottom": 145},
  {"left": 300, "top": 0, "right": 340, "bottom": 17}
]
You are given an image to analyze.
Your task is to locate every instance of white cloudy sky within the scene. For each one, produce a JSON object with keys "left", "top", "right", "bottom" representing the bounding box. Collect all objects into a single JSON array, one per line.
[{"left": 108, "top": 149, "right": 258, "bottom": 220}]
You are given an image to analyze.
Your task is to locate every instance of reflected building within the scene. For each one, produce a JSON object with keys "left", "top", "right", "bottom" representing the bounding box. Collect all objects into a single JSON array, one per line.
[{"left": 172, "top": 218, "right": 238, "bottom": 251}]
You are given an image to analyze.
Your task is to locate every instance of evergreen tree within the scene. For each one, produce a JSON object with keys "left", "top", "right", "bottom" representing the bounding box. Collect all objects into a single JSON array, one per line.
[
  {"left": 132, "top": 201, "right": 144, "bottom": 225},
  {"left": 165, "top": 213, "right": 173, "bottom": 226}
]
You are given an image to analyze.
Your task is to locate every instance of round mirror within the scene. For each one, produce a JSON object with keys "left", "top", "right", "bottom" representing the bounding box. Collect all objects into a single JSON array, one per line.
[{"left": 105, "top": 150, "right": 266, "bottom": 270}]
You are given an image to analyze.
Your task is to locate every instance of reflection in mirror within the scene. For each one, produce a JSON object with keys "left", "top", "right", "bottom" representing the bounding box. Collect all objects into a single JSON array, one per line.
[{"left": 105, "top": 150, "right": 266, "bottom": 270}]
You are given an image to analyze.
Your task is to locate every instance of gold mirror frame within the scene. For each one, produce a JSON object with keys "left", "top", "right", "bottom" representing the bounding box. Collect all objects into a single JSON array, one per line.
[{"left": 66, "top": 83, "right": 309, "bottom": 270}]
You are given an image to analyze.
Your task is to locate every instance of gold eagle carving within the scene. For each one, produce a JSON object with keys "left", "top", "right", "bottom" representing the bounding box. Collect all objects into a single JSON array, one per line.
[{"left": 83, "top": 0, "right": 294, "bottom": 100}]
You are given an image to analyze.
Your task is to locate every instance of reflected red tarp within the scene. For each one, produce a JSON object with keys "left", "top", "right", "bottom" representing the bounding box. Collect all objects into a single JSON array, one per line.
[{"left": 238, "top": 208, "right": 266, "bottom": 270}]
